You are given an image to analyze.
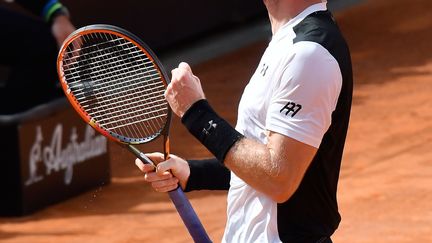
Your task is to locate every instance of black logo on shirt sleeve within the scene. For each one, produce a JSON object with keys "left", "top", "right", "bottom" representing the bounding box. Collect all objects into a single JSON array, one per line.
[
  {"left": 260, "top": 63, "right": 269, "bottom": 76},
  {"left": 280, "top": 102, "right": 302, "bottom": 117}
]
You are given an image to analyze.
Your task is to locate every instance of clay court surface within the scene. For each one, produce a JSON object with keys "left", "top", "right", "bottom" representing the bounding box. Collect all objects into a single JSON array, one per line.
[{"left": 1, "top": 0, "right": 432, "bottom": 242}]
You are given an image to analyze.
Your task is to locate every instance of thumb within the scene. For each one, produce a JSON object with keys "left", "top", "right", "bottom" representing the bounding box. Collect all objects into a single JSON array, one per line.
[{"left": 178, "top": 62, "right": 192, "bottom": 72}]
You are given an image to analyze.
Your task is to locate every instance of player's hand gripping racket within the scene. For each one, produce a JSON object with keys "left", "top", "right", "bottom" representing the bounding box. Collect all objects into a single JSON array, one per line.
[{"left": 56, "top": 24, "right": 211, "bottom": 243}]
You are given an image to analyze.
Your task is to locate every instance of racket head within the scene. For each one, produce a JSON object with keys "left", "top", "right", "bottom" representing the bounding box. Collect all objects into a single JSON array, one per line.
[{"left": 57, "top": 24, "right": 172, "bottom": 145}]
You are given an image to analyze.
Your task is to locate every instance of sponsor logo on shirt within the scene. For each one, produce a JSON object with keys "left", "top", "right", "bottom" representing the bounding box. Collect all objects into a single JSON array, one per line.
[
  {"left": 260, "top": 63, "right": 269, "bottom": 77},
  {"left": 280, "top": 101, "right": 302, "bottom": 117}
]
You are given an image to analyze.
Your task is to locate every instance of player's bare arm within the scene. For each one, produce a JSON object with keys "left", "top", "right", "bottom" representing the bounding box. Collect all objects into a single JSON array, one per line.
[
  {"left": 224, "top": 131, "right": 317, "bottom": 203},
  {"left": 165, "top": 62, "right": 317, "bottom": 203}
]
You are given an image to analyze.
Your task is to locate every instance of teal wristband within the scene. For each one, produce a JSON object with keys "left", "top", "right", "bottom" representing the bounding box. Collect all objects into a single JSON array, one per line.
[{"left": 43, "top": 1, "right": 69, "bottom": 23}]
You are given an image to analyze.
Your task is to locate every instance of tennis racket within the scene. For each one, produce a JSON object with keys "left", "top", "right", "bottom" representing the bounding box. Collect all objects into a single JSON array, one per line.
[{"left": 56, "top": 24, "right": 211, "bottom": 243}]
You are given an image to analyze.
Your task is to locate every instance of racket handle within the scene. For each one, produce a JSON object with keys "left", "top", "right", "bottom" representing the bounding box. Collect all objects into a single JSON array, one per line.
[
  {"left": 127, "top": 145, "right": 212, "bottom": 242},
  {"left": 168, "top": 187, "right": 212, "bottom": 243},
  {"left": 127, "top": 145, "right": 156, "bottom": 167}
]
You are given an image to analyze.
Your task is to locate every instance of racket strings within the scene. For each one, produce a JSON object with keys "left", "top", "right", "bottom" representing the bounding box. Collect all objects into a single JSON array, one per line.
[
  {"left": 62, "top": 40, "right": 136, "bottom": 68},
  {"left": 73, "top": 72, "right": 162, "bottom": 101},
  {"left": 71, "top": 70, "right": 162, "bottom": 107},
  {"left": 64, "top": 60, "right": 157, "bottom": 86},
  {"left": 95, "top": 98, "right": 167, "bottom": 126},
  {"left": 63, "top": 53, "right": 154, "bottom": 80},
  {"left": 99, "top": 32, "right": 167, "bottom": 137},
  {"left": 90, "top": 32, "right": 166, "bottom": 138},
  {"left": 84, "top": 89, "right": 165, "bottom": 120},
  {"left": 61, "top": 31, "right": 168, "bottom": 140},
  {"left": 80, "top": 82, "right": 163, "bottom": 111}
]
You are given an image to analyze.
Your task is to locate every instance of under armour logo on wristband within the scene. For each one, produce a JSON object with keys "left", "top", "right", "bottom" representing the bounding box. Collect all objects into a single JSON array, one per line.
[
  {"left": 280, "top": 101, "right": 302, "bottom": 117},
  {"left": 202, "top": 120, "right": 217, "bottom": 135}
]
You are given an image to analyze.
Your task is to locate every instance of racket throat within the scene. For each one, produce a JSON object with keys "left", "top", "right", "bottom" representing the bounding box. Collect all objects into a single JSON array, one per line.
[
  {"left": 126, "top": 144, "right": 155, "bottom": 167},
  {"left": 163, "top": 135, "right": 170, "bottom": 160}
]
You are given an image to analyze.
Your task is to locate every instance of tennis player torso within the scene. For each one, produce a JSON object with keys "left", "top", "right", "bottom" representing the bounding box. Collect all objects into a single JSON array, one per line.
[
  {"left": 225, "top": 2, "right": 352, "bottom": 242},
  {"left": 226, "top": 35, "right": 293, "bottom": 243}
]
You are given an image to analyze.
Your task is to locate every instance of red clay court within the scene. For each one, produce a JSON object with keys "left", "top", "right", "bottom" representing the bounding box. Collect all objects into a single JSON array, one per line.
[{"left": 1, "top": 0, "right": 432, "bottom": 242}]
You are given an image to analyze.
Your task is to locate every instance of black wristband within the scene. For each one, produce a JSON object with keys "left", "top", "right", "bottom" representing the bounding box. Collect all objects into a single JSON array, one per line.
[
  {"left": 184, "top": 158, "right": 231, "bottom": 192},
  {"left": 181, "top": 99, "right": 243, "bottom": 162}
]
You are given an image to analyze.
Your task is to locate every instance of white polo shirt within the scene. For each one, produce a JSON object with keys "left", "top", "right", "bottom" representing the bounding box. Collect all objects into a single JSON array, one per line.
[{"left": 223, "top": 3, "right": 342, "bottom": 242}]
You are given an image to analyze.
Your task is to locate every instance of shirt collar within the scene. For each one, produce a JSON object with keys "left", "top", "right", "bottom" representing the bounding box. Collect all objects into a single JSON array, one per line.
[{"left": 270, "top": 2, "right": 328, "bottom": 44}]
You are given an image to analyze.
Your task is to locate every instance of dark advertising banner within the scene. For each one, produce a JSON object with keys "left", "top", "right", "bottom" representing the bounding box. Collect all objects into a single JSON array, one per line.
[{"left": 0, "top": 101, "right": 111, "bottom": 216}]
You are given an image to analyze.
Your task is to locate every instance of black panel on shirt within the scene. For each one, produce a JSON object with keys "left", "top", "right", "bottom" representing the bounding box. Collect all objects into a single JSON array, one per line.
[{"left": 277, "top": 10, "right": 353, "bottom": 242}]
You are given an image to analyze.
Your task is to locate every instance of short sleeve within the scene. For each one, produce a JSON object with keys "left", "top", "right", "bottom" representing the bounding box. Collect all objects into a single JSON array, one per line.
[{"left": 266, "top": 41, "right": 342, "bottom": 148}]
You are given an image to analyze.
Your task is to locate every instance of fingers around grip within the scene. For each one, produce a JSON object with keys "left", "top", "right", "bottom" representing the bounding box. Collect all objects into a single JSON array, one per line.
[
  {"left": 156, "top": 155, "right": 190, "bottom": 189},
  {"left": 151, "top": 177, "right": 180, "bottom": 192},
  {"left": 144, "top": 170, "right": 173, "bottom": 182},
  {"left": 135, "top": 158, "right": 155, "bottom": 173},
  {"left": 135, "top": 152, "right": 164, "bottom": 170},
  {"left": 145, "top": 152, "right": 165, "bottom": 162},
  {"left": 135, "top": 153, "right": 190, "bottom": 191}
]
